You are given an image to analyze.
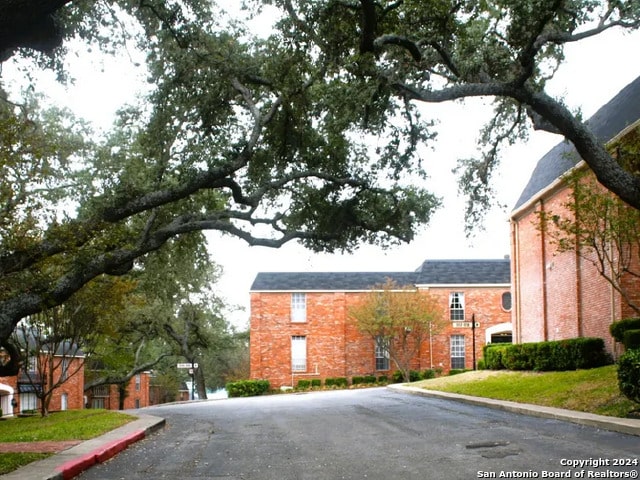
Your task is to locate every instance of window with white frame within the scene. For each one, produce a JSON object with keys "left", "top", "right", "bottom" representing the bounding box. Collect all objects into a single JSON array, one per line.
[
  {"left": 19, "top": 393, "right": 38, "bottom": 412},
  {"left": 375, "top": 336, "right": 390, "bottom": 371},
  {"left": 291, "top": 293, "right": 307, "bottom": 323},
  {"left": 450, "top": 335, "right": 466, "bottom": 369},
  {"left": 291, "top": 336, "right": 307, "bottom": 372},
  {"left": 60, "top": 358, "right": 69, "bottom": 381},
  {"left": 501, "top": 291, "right": 512, "bottom": 311},
  {"left": 449, "top": 292, "right": 465, "bottom": 321}
]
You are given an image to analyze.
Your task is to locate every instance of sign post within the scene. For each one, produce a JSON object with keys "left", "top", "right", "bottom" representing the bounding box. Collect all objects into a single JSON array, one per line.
[{"left": 177, "top": 362, "right": 199, "bottom": 400}]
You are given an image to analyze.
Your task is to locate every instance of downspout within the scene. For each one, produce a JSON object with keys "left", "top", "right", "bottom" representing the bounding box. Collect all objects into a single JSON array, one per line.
[
  {"left": 539, "top": 200, "right": 549, "bottom": 341},
  {"left": 574, "top": 194, "right": 583, "bottom": 338},
  {"left": 511, "top": 219, "right": 522, "bottom": 344}
]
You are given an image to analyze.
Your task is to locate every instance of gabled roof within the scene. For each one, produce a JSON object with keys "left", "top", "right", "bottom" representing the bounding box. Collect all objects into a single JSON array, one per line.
[
  {"left": 414, "top": 259, "right": 510, "bottom": 285},
  {"left": 513, "top": 75, "right": 640, "bottom": 212},
  {"left": 250, "top": 259, "right": 510, "bottom": 292}
]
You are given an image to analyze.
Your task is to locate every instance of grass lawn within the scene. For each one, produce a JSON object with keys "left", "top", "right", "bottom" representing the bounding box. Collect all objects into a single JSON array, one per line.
[
  {"left": 0, "top": 409, "right": 134, "bottom": 474},
  {"left": 411, "top": 365, "right": 639, "bottom": 418}
]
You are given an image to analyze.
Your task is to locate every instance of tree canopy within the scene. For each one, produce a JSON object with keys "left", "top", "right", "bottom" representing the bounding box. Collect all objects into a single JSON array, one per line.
[{"left": 1, "top": 0, "right": 640, "bottom": 362}]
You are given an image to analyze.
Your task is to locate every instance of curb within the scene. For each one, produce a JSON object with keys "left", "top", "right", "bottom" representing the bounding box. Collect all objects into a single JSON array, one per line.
[
  {"left": 388, "top": 384, "right": 640, "bottom": 437},
  {"left": 2, "top": 413, "right": 165, "bottom": 480}
]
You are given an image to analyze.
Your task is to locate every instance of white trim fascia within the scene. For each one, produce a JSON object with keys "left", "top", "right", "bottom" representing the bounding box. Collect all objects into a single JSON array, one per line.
[{"left": 510, "top": 160, "right": 587, "bottom": 220}]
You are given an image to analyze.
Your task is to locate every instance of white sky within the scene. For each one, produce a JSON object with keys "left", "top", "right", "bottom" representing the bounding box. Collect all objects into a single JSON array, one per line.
[{"left": 4, "top": 15, "right": 640, "bottom": 330}]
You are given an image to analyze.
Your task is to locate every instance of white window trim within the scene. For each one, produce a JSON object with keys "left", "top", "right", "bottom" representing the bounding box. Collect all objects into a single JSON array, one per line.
[
  {"left": 291, "top": 293, "right": 307, "bottom": 323},
  {"left": 291, "top": 336, "right": 307, "bottom": 372}
]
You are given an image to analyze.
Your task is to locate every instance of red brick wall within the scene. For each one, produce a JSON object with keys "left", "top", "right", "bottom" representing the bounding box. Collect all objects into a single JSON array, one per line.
[
  {"left": 86, "top": 373, "right": 151, "bottom": 410},
  {"left": 511, "top": 175, "right": 630, "bottom": 355},
  {"left": 0, "top": 356, "right": 85, "bottom": 413},
  {"left": 250, "top": 286, "right": 512, "bottom": 389}
]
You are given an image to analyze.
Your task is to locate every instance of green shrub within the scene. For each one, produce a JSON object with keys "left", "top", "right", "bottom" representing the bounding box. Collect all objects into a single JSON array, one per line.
[
  {"left": 623, "top": 329, "right": 640, "bottom": 350},
  {"left": 351, "top": 376, "right": 365, "bottom": 385},
  {"left": 419, "top": 369, "right": 436, "bottom": 380},
  {"left": 325, "top": 377, "right": 348, "bottom": 388},
  {"left": 377, "top": 375, "right": 389, "bottom": 384},
  {"left": 617, "top": 348, "right": 640, "bottom": 404},
  {"left": 610, "top": 318, "right": 640, "bottom": 342},
  {"left": 311, "top": 379, "right": 322, "bottom": 388},
  {"left": 483, "top": 338, "right": 609, "bottom": 372},
  {"left": 476, "top": 359, "right": 486, "bottom": 370},
  {"left": 363, "top": 375, "right": 377, "bottom": 383},
  {"left": 502, "top": 344, "right": 533, "bottom": 370},
  {"left": 296, "top": 379, "right": 311, "bottom": 389},
  {"left": 483, "top": 344, "right": 508, "bottom": 370},
  {"left": 226, "top": 379, "right": 270, "bottom": 397},
  {"left": 449, "top": 369, "right": 469, "bottom": 376}
]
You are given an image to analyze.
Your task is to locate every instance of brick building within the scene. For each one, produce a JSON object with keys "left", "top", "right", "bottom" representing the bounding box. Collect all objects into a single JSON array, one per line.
[
  {"left": 510, "top": 76, "right": 640, "bottom": 357},
  {"left": 250, "top": 259, "right": 512, "bottom": 389},
  {"left": 0, "top": 352, "right": 85, "bottom": 416},
  {"left": 85, "top": 372, "right": 151, "bottom": 410}
]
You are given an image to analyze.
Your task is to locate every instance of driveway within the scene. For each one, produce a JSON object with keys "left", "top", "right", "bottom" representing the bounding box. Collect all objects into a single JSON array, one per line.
[{"left": 78, "top": 388, "right": 640, "bottom": 480}]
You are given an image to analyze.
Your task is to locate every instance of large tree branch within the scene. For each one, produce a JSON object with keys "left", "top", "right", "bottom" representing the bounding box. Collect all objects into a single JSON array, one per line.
[{"left": 0, "top": 0, "right": 71, "bottom": 60}]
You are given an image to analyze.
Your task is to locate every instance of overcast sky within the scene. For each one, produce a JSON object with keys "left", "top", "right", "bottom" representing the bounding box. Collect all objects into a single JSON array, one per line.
[{"left": 5, "top": 16, "right": 640, "bottom": 330}]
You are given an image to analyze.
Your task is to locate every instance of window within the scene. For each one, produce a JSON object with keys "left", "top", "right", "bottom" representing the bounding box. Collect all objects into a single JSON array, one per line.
[
  {"left": 375, "top": 336, "right": 390, "bottom": 371},
  {"left": 61, "top": 393, "right": 68, "bottom": 411},
  {"left": 502, "top": 292, "right": 512, "bottom": 311},
  {"left": 135, "top": 374, "right": 141, "bottom": 391},
  {"left": 60, "top": 358, "right": 69, "bottom": 381},
  {"left": 19, "top": 393, "right": 37, "bottom": 412},
  {"left": 291, "top": 336, "right": 307, "bottom": 372},
  {"left": 450, "top": 335, "right": 466, "bottom": 369},
  {"left": 291, "top": 293, "right": 307, "bottom": 323},
  {"left": 449, "top": 292, "right": 465, "bottom": 321}
]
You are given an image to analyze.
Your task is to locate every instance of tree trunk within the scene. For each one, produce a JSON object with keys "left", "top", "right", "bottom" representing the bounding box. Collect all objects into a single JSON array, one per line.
[
  {"left": 195, "top": 365, "right": 207, "bottom": 400},
  {"left": 118, "top": 383, "right": 127, "bottom": 410}
]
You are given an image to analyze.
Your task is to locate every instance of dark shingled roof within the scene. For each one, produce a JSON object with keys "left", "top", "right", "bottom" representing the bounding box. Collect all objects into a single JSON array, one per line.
[
  {"left": 415, "top": 259, "right": 510, "bottom": 285},
  {"left": 513, "top": 76, "right": 640, "bottom": 211},
  {"left": 250, "top": 272, "right": 418, "bottom": 291},
  {"left": 250, "top": 259, "right": 510, "bottom": 291}
]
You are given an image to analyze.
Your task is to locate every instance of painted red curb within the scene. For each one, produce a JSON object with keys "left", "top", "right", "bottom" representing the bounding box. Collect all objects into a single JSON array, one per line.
[
  {"left": 56, "top": 429, "right": 146, "bottom": 479},
  {"left": 56, "top": 453, "right": 96, "bottom": 480}
]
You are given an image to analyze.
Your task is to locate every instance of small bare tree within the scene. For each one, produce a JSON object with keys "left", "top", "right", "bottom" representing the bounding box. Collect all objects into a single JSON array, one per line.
[{"left": 349, "top": 279, "right": 446, "bottom": 382}]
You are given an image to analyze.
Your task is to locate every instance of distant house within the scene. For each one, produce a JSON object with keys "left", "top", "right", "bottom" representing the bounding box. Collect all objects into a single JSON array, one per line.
[
  {"left": 85, "top": 372, "right": 151, "bottom": 410},
  {"left": 510, "top": 76, "right": 640, "bottom": 356},
  {"left": 0, "top": 341, "right": 85, "bottom": 416},
  {"left": 249, "top": 259, "right": 512, "bottom": 389}
]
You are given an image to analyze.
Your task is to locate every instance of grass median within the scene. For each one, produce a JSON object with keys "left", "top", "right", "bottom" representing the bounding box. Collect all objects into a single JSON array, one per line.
[
  {"left": 0, "top": 409, "right": 134, "bottom": 474},
  {"left": 410, "top": 364, "right": 638, "bottom": 418}
]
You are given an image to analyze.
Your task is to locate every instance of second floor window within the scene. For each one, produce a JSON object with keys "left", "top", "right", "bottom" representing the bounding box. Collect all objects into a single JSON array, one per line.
[
  {"left": 449, "top": 292, "right": 465, "bottom": 321},
  {"left": 291, "top": 293, "right": 307, "bottom": 322}
]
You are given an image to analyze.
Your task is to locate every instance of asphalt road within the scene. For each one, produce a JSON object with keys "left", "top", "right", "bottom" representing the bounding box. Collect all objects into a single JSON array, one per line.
[{"left": 78, "top": 388, "right": 640, "bottom": 480}]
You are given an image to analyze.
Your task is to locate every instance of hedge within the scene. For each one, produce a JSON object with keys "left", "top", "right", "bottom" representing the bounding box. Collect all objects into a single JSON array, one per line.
[
  {"left": 623, "top": 330, "right": 640, "bottom": 350},
  {"left": 226, "top": 379, "right": 270, "bottom": 397},
  {"left": 324, "top": 377, "right": 348, "bottom": 388},
  {"left": 617, "top": 348, "right": 640, "bottom": 404},
  {"left": 482, "top": 338, "right": 610, "bottom": 371},
  {"left": 610, "top": 318, "right": 640, "bottom": 343}
]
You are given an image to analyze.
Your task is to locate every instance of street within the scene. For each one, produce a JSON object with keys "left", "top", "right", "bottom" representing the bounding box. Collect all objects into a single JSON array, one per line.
[{"left": 79, "top": 388, "right": 640, "bottom": 480}]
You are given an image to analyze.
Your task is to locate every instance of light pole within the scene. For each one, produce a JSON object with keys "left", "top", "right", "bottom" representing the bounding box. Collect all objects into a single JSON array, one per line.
[{"left": 471, "top": 313, "right": 477, "bottom": 370}]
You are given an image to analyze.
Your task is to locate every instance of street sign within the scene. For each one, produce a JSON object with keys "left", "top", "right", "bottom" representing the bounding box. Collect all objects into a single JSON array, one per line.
[{"left": 177, "top": 363, "right": 198, "bottom": 369}]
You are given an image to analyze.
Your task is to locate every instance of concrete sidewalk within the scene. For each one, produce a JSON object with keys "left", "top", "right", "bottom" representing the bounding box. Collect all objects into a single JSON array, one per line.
[
  {"left": 388, "top": 384, "right": 640, "bottom": 437},
  {"left": 2, "top": 413, "right": 165, "bottom": 480}
]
